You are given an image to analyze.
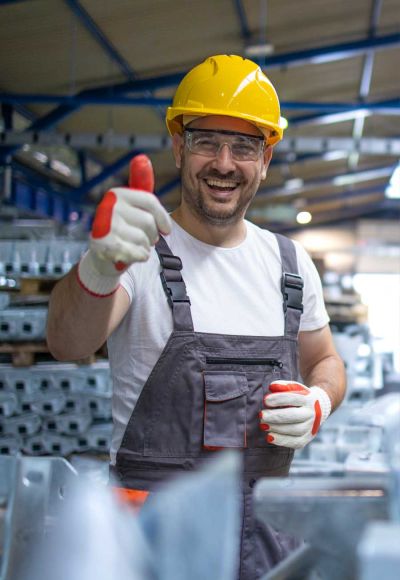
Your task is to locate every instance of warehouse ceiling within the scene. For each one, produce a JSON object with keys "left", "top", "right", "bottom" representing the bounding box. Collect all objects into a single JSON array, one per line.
[{"left": 0, "top": 0, "right": 399, "bottom": 232}]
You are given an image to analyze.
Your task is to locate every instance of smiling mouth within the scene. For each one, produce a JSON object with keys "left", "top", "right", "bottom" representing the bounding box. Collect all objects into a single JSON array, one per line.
[{"left": 204, "top": 177, "right": 240, "bottom": 192}]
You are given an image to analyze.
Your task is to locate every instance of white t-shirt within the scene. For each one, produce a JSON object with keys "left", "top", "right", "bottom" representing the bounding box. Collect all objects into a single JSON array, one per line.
[{"left": 107, "top": 219, "right": 329, "bottom": 463}]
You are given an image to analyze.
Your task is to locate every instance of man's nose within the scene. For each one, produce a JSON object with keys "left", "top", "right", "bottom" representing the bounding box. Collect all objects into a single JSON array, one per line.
[{"left": 212, "top": 143, "right": 236, "bottom": 172}]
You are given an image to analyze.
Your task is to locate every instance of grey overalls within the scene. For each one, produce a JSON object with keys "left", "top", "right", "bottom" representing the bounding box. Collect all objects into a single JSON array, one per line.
[{"left": 114, "top": 233, "right": 304, "bottom": 579}]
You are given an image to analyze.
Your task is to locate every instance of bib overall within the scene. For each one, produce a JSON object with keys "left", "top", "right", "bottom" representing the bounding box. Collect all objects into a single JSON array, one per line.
[{"left": 114, "top": 233, "right": 304, "bottom": 579}]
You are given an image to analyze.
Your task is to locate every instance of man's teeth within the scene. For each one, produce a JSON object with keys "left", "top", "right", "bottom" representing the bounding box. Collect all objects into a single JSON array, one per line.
[{"left": 206, "top": 178, "right": 238, "bottom": 189}]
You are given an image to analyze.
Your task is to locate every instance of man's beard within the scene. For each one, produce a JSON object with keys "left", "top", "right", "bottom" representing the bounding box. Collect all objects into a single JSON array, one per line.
[{"left": 180, "top": 158, "right": 257, "bottom": 226}]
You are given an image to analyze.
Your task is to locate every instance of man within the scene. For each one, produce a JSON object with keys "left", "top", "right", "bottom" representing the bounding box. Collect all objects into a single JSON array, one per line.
[{"left": 47, "top": 55, "right": 346, "bottom": 578}]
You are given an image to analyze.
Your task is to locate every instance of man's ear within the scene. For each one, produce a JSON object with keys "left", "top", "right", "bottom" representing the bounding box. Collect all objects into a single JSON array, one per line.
[
  {"left": 172, "top": 133, "right": 184, "bottom": 169},
  {"left": 261, "top": 145, "right": 273, "bottom": 180}
]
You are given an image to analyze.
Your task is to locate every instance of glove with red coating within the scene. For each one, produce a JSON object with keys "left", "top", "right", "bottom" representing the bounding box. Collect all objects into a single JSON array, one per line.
[
  {"left": 259, "top": 380, "right": 332, "bottom": 449},
  {"left": 78, "top": 155, "right": 172, "bottom": 297}
]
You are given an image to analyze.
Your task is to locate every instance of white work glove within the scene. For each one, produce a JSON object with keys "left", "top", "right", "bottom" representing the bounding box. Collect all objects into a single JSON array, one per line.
[
  {"left": 77, "top": 159, "right": 172, "bottom": 296},
  {"left": 259, "top": 380, "right": 332, "bottom": 449}
]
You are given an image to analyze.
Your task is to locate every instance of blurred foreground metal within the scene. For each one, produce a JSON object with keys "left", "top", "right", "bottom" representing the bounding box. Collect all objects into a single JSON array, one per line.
[{"left": 0, "top": 452, "right": 241, "bottom": 580}]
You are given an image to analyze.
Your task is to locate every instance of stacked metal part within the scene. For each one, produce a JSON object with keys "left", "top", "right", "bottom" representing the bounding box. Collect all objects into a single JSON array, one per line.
[
  {"left": 0, "top": 240, "right": 87, "bottom": 279},
  {"left": 0, "top": 305, "right": 48, "bottom": 342},
  {"left": 0, "top": 362, "right": 113, "bottom": 457},
  {"left": 0, "top": 239, "right": 86, "bottom": 341}
]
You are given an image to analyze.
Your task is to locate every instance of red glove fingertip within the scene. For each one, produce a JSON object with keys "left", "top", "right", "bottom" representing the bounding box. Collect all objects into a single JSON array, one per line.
[
  {"left": 311, "top": 400, "right": 322, "bottom": 435},
  {"left": 269, "top": 382, "right": 309, "bottom": 394},
  {"left": 92, "top": 191, "right": 117, "bottom": 239},
  {"left": 129, "top": 154, "right": 155, "bottom": 193}
]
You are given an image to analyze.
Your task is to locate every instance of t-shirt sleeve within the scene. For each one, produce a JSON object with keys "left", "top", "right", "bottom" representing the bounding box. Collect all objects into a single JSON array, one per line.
[
  {"left": 295, "top": 241, "right": 330, "bottom": 331},
  {"left": 119, "top": 268, "right": 135, "bottom": 303}
]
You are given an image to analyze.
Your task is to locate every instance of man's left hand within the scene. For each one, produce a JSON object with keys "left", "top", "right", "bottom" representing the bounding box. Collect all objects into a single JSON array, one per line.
[{"left": 259, "top": 380, "right": 332, "bottom": 449}]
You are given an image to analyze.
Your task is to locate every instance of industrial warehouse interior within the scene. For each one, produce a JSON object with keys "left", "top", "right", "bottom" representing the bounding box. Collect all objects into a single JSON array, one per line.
[{"left": 0, "top": 1, "right": 399, "bottom": 579}]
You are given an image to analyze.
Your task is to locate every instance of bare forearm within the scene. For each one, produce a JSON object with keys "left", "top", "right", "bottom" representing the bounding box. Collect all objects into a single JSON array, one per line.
[
  {"left": 302, "top": 354, "right": 346, "bottom": 412},
  {"left": 299, "top": 327, "right": 347, "bottom": 413},
  {"left": 46, "top": 265, "right": 127, "bottom": 361}
]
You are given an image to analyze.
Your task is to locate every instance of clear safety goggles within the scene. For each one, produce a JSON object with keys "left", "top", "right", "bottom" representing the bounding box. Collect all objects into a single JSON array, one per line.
[{"left": 184, "top": 128, "right": 265, "bottom": 162}]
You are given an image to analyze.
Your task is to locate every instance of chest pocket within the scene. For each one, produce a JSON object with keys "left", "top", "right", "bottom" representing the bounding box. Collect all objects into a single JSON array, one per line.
[{"left": 203, "top": 371, "right": 249, "bottom": 449}]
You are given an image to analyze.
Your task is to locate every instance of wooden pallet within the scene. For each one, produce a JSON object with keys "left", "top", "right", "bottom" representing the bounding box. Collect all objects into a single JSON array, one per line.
[
  {"left": 0, "top": 342, "right": 51, "bottom": 367},
  {"left": 0, "top": 342, "right": 108, "bottom": 367},
  {"left": 18, "top": 276, "right": 60, "bottom": 296}
]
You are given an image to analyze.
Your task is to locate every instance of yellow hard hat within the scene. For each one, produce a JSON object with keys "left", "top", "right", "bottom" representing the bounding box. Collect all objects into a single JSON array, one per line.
[{"left": 166, "top": 54, "right": 284, "bottom": 146}]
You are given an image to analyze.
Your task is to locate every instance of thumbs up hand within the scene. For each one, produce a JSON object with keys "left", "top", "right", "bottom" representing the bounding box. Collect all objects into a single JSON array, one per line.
[{"left": 77, "top": 155, "right": 172, "bottom": 297}]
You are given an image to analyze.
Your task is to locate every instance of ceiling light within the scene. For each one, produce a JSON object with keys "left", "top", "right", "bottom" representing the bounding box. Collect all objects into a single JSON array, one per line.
[
  {"left": 50, "top": 159, "right": 72, "bottom": 176},
  {"left": 385, "top": 162, "right": 400, "bottom": 199},
  {"left": 296, "top": 211, "right": 312, "bottom": 224},
  {"left": 33, "top": 151, "right": 48, "bottom": 163},
  {"left": 285, "top": 178, "right": 304, "bottom": 191},
  {"left": 244, "top": 43, "right": 274, "bottom": 58}
]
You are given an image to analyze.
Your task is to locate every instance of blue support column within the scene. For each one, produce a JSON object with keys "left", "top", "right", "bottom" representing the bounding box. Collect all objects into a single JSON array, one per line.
[{"left": 232, "top": 0, "right": 251, "bottom": 41}]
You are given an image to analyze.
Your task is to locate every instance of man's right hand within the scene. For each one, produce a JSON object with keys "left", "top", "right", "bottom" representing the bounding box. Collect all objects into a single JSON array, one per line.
[{"left": 77, "top": 187, "right": 172, "bottom": 297}]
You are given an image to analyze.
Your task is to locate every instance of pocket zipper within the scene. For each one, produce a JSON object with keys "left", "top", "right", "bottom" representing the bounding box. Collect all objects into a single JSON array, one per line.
[{"left": 206, "top": 357, "right": 283, "bottom": 368}]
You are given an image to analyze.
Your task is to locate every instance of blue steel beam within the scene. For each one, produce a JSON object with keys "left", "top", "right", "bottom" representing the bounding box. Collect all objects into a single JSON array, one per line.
[
  {"left": 64, "top": 0, "right": 135, "bottom": 79},
  {"left": 70, "top": 32, "right": 400, "bottom": 97},
  {"left": 263, "top": 31, "right": 400, "bottom": 68},
  {"left": 3, "top": 31, "right": 398, "bottom": 135},
  {"left": 64, "top": 0, "right": 166, "bottom": 126},
  {"left": 232, "top": 0, "right": 251, "bottom": 41},
  {"left": 1, "top": 92, "right": 399, "bottom": 113},
  {"left": 2, "top": 30, "right": 399, "bottom": 164},
  {"left": 0, "top": 93, "right": 171, "bottom": 107},
  {"left": 0, "top": 0, "right": 29, "bottom": 4}
]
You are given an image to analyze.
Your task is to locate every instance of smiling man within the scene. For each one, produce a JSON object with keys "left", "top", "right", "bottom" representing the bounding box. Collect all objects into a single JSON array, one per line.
[
  {"left": 172, "top": 114, "right": 273, "bottom": 243},
  {"left": 47, "top": 55, "right": 346, "bottom": 579}
]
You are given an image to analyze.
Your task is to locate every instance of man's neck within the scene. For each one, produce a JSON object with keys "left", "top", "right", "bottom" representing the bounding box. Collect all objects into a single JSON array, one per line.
[{"left": 171, "top": 206, "right": 247, "bottom": 248}]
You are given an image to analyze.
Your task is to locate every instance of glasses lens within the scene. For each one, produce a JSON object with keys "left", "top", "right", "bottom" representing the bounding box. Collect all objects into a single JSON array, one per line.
[
  {"left": 189, "top": 131, "right": 220, "bottom": 156},
  {"left": 185, "top": 129, "right": 263, "bottom": 161},
  {"left": 231, "top": 136, "right": 263, "bottom": 161}
]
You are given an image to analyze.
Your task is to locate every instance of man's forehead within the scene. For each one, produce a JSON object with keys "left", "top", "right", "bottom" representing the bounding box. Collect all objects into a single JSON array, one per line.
[{"left": 188, "top": 115, "right": 263, "bottom": 137}]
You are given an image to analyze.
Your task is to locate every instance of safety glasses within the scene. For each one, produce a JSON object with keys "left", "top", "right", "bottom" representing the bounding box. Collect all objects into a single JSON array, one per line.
[{"left": 184, "top": 128, "right": 265, "bottom": 162}]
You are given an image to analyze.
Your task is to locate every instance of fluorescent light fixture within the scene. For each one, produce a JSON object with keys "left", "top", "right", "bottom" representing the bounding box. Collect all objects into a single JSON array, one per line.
[
  {"left": 310, "top": 109, "right": 372, "bottom": 126},
  {"left": 385, "top": 162, "right": 400, "bottom": 199},
  {"left": 245, "top": 43, "right": 274, "bottom": 57},
  {"left": 322, "top": 151, "right": 348, "bottom": 162},
  {"left": 33, "top": 151, "right": 48, "bottom": 163},
  {"left": 296, "top": 211, "right": 312, "bottom": 224},
  {"left": 285, "top": 178, "right": 304, "bottom": 191},
  {"left": 333, "top": 167, "right": 393, "bottom": 187},
  {"left": 50, "top": 159, "right": 72, "bottom": 176}
]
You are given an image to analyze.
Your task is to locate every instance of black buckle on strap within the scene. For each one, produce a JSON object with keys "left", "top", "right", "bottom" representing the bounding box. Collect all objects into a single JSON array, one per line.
[
  {"left": 282, "top": 272, "right": 304, "bottom": 313},
  {"left": 158, "top": 253, "right": 183, "bottom": 271},
  {"left": 160, "top": 273, "right": 191, "bottom": 308}
]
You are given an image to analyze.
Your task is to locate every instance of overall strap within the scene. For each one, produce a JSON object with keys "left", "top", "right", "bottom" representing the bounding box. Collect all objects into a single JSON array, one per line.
[
  {"left": 275, "top": 233, "right": 304, "bottom": 338},
  {"left": 155, "top": 236, "right": 194, "bottom": 332}
]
